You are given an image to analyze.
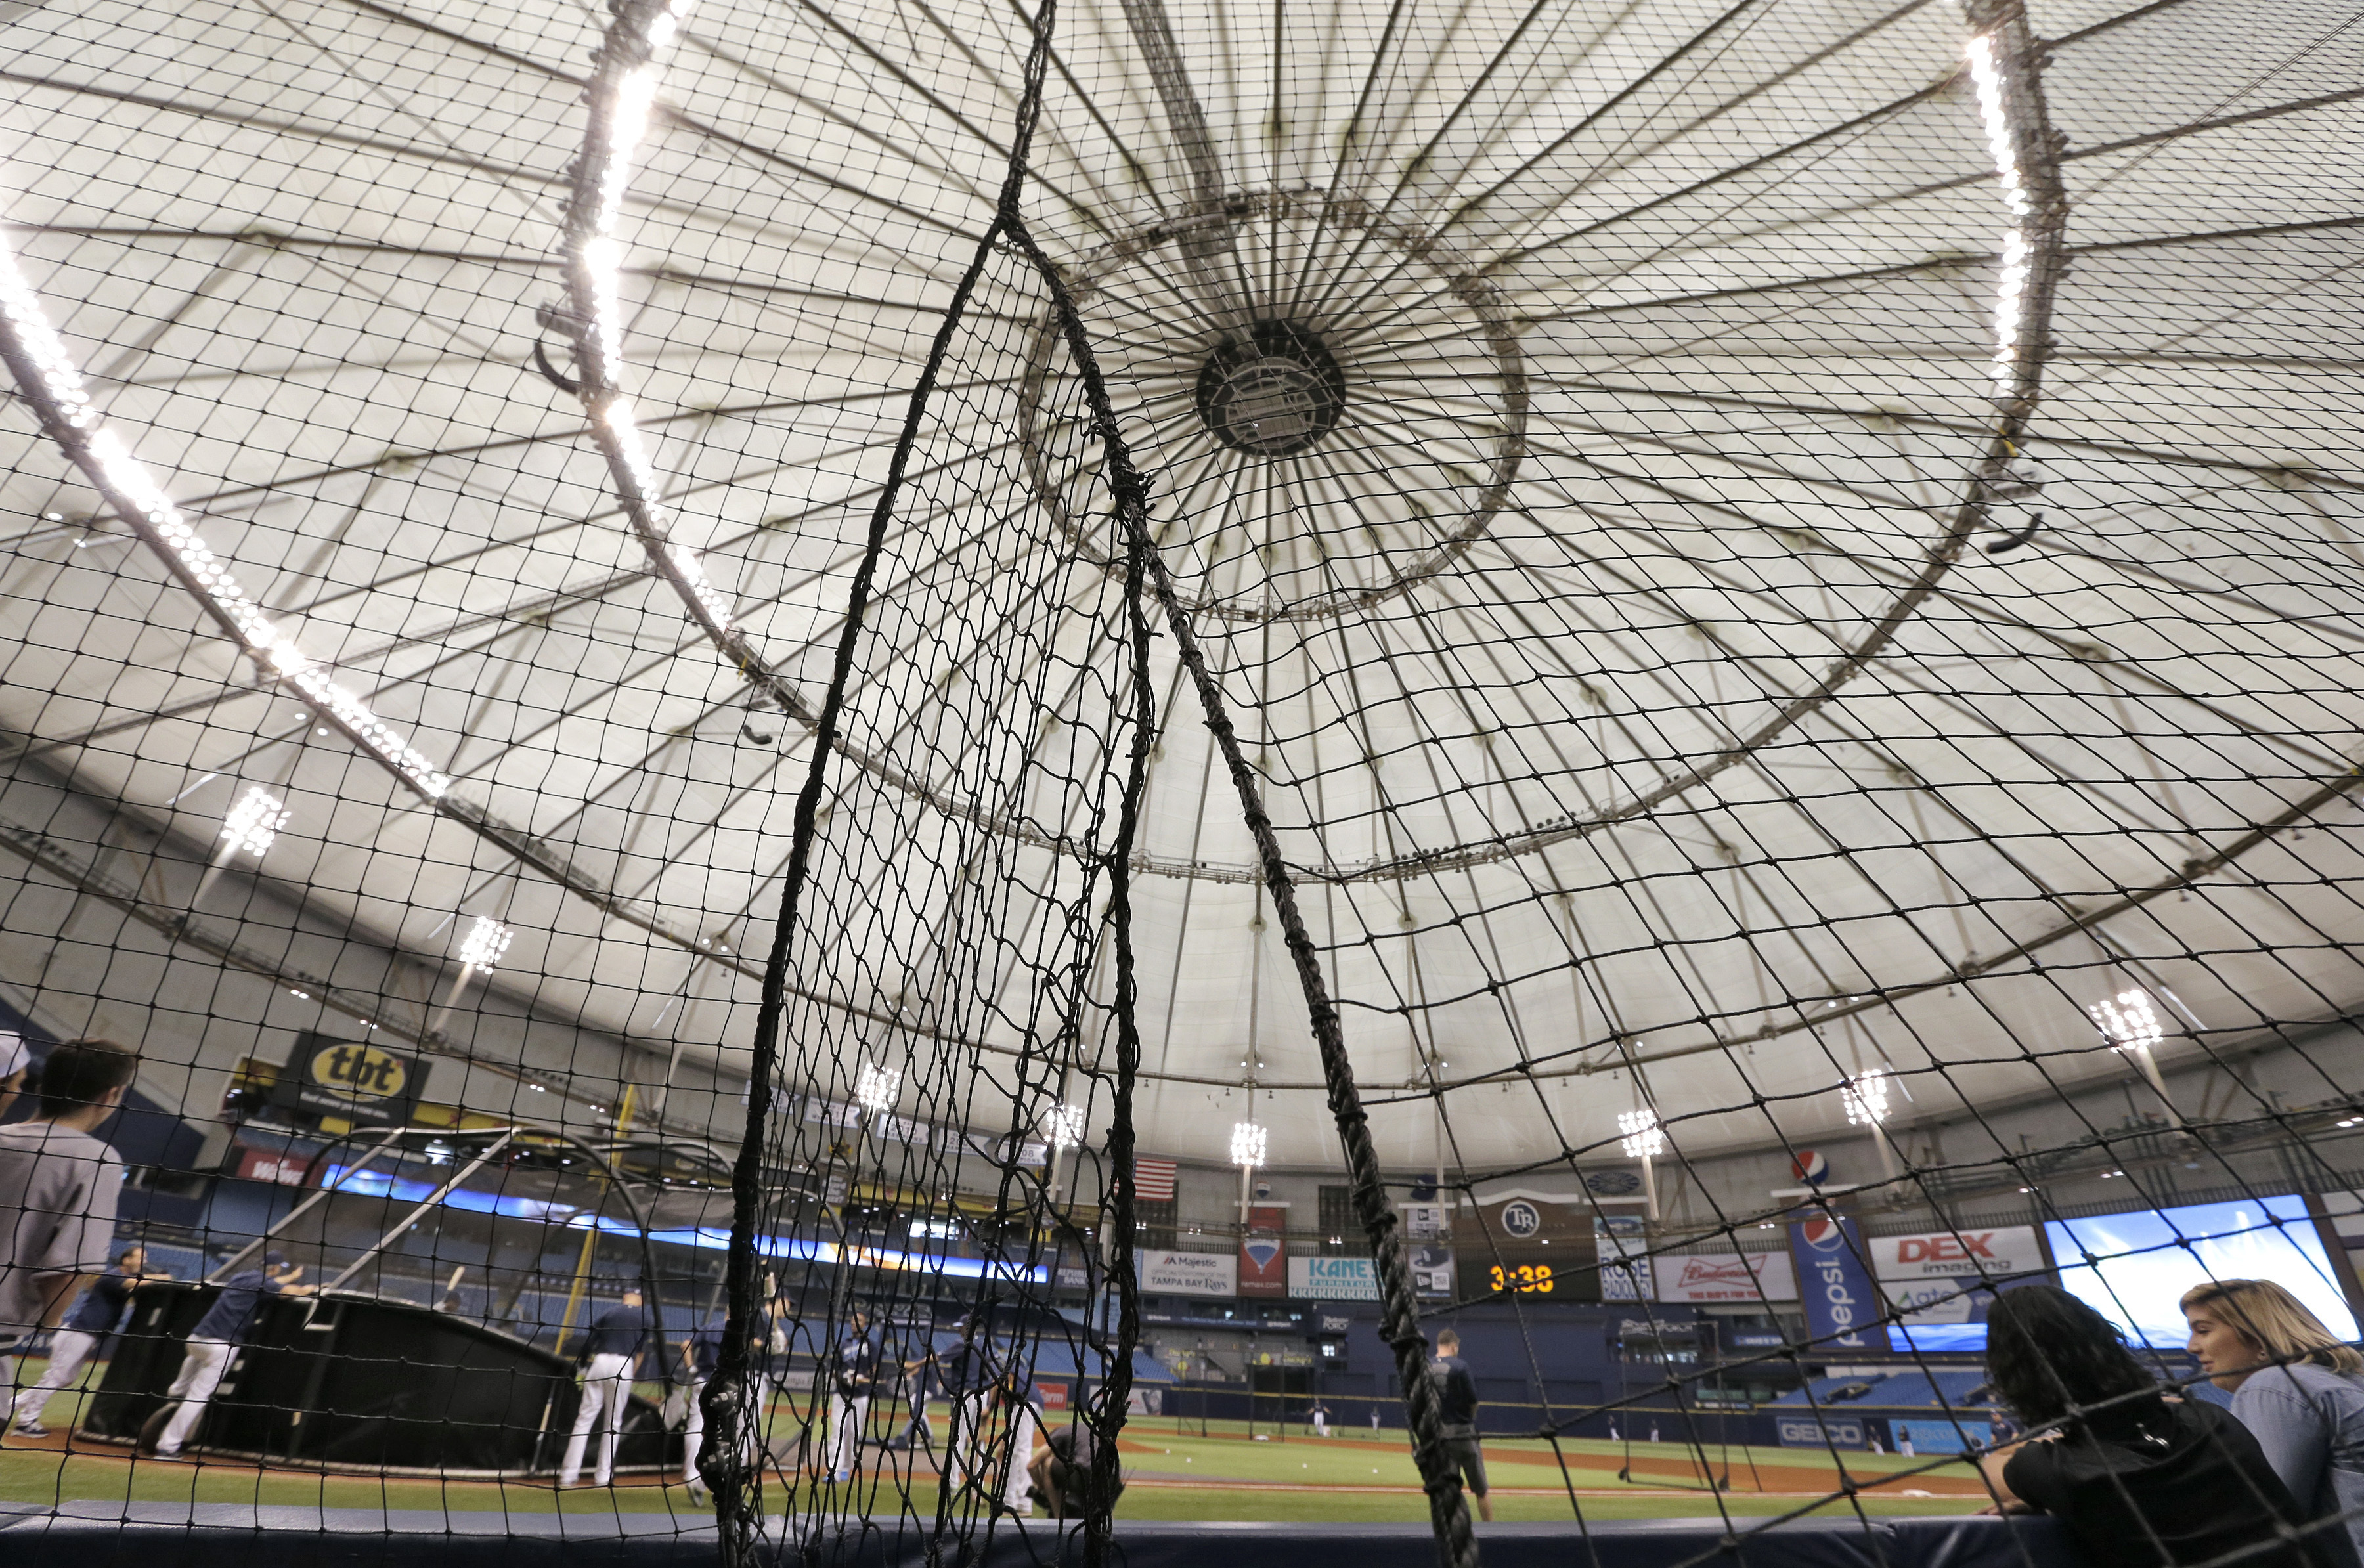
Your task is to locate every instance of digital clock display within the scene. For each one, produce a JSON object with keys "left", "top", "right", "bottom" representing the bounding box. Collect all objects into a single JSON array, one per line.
[{"left": 1488, "top": 1263, "right": 1554, "bottom": 1295}]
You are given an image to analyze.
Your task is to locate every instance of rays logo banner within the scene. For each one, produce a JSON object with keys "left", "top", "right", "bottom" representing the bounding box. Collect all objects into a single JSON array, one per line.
[{"left": 1787, "top": 1215, "right": 1879, "bottom": 1350}]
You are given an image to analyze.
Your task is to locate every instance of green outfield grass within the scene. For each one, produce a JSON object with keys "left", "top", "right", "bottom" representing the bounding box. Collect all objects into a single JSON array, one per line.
[{"left": 1, "top": 1374, "right": 1987, "bottom": 1524}]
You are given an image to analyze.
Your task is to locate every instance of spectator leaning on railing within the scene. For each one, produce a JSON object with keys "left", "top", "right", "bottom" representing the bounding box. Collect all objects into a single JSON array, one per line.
[
  {"left": 1979, "top": 1284, "right": 2329, "bottom": 1568},
  {"left": 2185, "top": 1278, "right": 2364, "bottom": 1568}
]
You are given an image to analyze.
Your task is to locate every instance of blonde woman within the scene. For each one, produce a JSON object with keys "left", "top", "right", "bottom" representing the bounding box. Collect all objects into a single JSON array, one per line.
[{"left": 2184, "top": 1278, "right": 2364, "bottom": 1568}]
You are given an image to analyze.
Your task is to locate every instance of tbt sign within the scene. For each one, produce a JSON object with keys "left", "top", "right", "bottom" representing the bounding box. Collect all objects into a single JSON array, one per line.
[
  {"left": 269, "top": 1032, "right": 430, "bottom": 1126},
  {"left": 1787, "top": 1215, "right": 1881, "bottom": 1351}
]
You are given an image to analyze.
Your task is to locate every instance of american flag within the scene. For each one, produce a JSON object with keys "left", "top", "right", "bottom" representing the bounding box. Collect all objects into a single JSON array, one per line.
[{"left": 1132, "top": 1156, "right": 1177, "bottom": 1202}]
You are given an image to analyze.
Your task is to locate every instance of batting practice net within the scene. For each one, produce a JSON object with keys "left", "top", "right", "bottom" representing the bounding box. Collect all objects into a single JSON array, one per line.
[{"left": 0, "top": 1, "right": 2361, "bottom": 1567}]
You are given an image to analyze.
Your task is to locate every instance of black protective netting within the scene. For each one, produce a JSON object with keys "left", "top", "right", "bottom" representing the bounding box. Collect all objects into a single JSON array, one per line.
[{"left": 1, "top": 1, "right": 2363, "bottom": 1567}]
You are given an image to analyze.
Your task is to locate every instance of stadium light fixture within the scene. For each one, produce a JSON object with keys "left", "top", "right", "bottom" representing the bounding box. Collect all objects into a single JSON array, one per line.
[
  {"left": 1965, "top": 32, "right": 2032, "bottom": 392},
  {"left": 1841, "top": 1068, "right": 1891, "bottom": 1127},
  {"left": 561, "top": 0, "right": 744, "bottom": 644},
  {"left": 2090, "top": 986, "right": 2185, "bottom": 1127},
  {"left": 1230, "top": 1121, "right": 1267, "bottom": 1169},
  {"left": 220, "top": 786, "right": 290, "bottom": 860},
  {"left": 854, "top": 1061, "right": 901, "bottom": 1114},
  {"left": 1617, "top": 1107, "right": 1664, "bottom": 1160},
  {"left": 1043, "top": 1102, "right": 1085, "bottom": 1150},
  {"left": 190, "top": 782, "right": 292, "bottom": 909},
  {"left": 458, "top": 916, "right": 515, "bottom": 972},
  {"left": 426, "top": 916, "right": 513, "bottom": 1038},
  {"left": 2090, "top": 988, "right": 2164, "bottom": 1055}
]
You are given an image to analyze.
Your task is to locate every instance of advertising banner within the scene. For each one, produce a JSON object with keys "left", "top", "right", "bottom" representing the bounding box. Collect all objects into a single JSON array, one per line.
[
  {"left": 1289, "top": 1255, "right": 1381, "bottom": 1300},
  {"left": 1788, "top": 1215, "right": 1881, "bottom": 1351},
  {"left": 1596, "top": 1214, "right": 1652, "bottom": 1301},
  {"left": 1137, "top": 1248, "right": 1237, "bottom": 1297},
  {"left": 234, "top": 1145, "right": 318, "bottom": 1187},
  {"left": 1870, "top": 1225, "right": 2047, "bottom": 1351},
  {"left": 268, "top": 1032, "right": 430, "bottom": 1126},
  {"left": 1867, "top": 1227, "right": 2044, "bottom": 1281},
  {"left": 1411, "top": 1245, "right": 1455, "bottom": 1298},
  {"left": 1240, "top": 1203, "right": 1288, "bottom": 1297},
  {"left": 1776, "top": 1414, "right": 1865, "bottom": 1450},
  {"left": 1655, "top": 1250, "right": 1798, "bottom": 1303},
  {"left": 1403, "top": 1202, "right": 1449, "bottom": 1240}
]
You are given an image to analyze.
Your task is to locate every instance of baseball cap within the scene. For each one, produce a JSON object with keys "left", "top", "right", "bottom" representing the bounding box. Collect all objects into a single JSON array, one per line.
[{"left": 264, "top": 1250, "right": 290, "bottom": 1267}]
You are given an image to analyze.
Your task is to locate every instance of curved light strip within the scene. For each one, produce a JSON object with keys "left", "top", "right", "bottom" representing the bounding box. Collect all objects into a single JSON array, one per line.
[
  {"left": 556, "top": 0, "right": 1169, "bottom": 875},
  {"left": 560, "top": 0, "right": 739, "bottom": 654},
  {"left": 0, "top": 215, "right": 1294, "bottom": 1091},
  {"left": 0, "top": 230, "right": 452, "bottom": 800},
  {"left": 1961, "top": 0, "right": 2068, "bottom": 433},
  {"left": 0, "top": 210, "right": 1024, "bottom": 1076},
  {"left": 555, "top": 3, "right": 2084, "bottom": 892}
]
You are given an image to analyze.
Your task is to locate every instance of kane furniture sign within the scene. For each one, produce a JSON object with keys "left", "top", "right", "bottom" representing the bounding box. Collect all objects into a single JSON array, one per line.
[
  {"left": 1137, "top": 1248, "right": 1238, "bottom": 1297},
  {"left": 1655, "top": 1250, "right": 1799, "bottom": 1303},
  {"left": 269, "top": 1032, "right": 430, "bottom": 1126},
  {"left": 1289, "top": 1255, "right": 1382, "bottom": 1300}
]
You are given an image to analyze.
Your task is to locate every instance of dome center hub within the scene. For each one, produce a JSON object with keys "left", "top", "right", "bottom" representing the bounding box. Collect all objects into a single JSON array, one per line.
[{"left": 1196, "top": 320, "right": 1345, "bottom": 456}]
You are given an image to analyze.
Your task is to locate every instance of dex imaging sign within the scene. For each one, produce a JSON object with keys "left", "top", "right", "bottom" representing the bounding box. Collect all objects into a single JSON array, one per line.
[
  {"left": 1788, "top": 1215, "right": 1880, "bottom": 1351},
  {"left": 1868, "top": 1227, "right": 2042, "bottom": 1281}
]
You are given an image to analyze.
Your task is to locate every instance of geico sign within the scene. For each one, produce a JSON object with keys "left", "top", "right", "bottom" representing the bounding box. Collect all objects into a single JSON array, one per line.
[{"left": 1778, "top": 1418, "right": 1862, "bottom": 1447}]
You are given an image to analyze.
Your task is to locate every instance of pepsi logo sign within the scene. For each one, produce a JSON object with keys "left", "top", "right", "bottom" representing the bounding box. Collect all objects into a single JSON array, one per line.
[
  {"left": 1792, "top": 1149, "right": 1829, "bottom": 1185},
  {"left": 1790, "top": 1213, "right": 1877, "bottom": 1349},
  {"left": 1799, "top": 1217, "right": 1849, "bottom": 1252}
]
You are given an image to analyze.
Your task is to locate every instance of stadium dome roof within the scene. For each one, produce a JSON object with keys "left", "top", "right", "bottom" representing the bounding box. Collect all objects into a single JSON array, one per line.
[{"left": 1, "top": 0, "right": 2357, "bottom": 1175}]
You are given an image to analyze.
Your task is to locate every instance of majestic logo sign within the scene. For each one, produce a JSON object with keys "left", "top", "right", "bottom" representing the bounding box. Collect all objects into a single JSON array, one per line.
[{"left": 1137, "top": 1248, "right": 1238, "bottom": 1297}]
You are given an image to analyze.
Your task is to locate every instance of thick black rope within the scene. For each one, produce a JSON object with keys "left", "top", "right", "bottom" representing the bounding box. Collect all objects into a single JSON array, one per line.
[
  {"left": 993, "top": 71, "right": 1483, "bottom": 1568},
  {"left": 720, "top": 0, "right": 1471, "bottom": 1560}
]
